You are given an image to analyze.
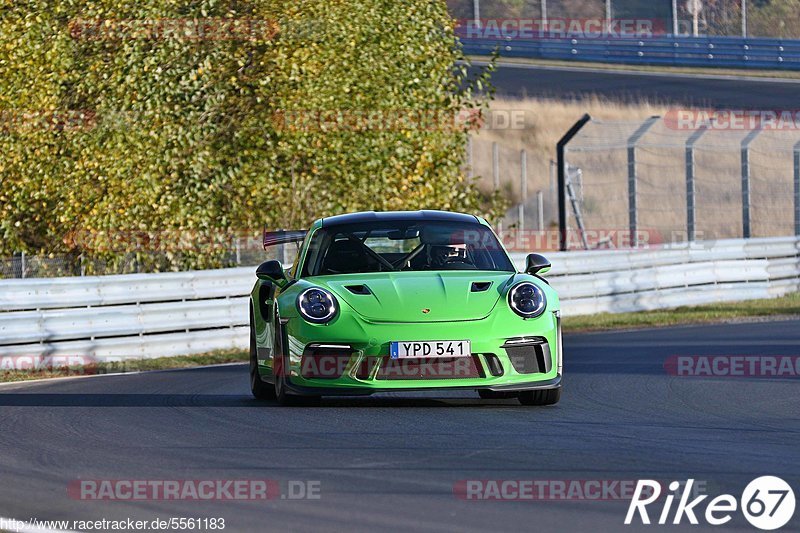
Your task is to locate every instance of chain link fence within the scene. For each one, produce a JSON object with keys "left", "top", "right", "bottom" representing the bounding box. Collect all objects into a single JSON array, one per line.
[
  {"left": 447, "top": 0, "right": 800, "bottom": 39},
  {"left": 467, "top": 136, "right": 558, "bottom": 251},
  {"left": 559, "top": 116, "right": 800, "bottom": 249},
  {"left": 466, "top": 115, "right": 800, "bottom": 252}
]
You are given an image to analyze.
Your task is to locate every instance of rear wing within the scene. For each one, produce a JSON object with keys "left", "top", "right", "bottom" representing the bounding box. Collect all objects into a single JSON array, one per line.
[{"left": 263, "top": 229, "right": 307, "bottom": 250}]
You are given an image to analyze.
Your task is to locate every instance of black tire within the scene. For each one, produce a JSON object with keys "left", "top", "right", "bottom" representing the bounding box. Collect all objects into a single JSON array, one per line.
[
  {"left": 477, "top": 390, "right": 516, "bottom": 400},
  {"left": 250, "top": 310, "right": 276, "bottom": 401},
  {"left": 518, "top": 388, "right": 561, "bottom": 406},
  {"left": 273, "top": 320, "right": 320, "bottom": 407}
]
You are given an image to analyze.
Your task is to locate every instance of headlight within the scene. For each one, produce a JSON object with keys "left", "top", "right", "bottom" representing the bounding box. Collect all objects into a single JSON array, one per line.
[
  {"left": 508, "top": 282, "right": 547, "bottom": 319},
  {"left": 297, "top": 287, "right": 338, "bottom": 324}
]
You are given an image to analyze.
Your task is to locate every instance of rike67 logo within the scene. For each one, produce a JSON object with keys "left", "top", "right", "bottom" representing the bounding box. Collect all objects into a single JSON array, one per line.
[{"left": 626, "top": 477, "right": 795, "bottom": 530}]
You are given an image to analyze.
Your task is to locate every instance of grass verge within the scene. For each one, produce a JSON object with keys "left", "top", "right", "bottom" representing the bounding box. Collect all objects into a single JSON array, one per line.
[
  {"left": 0, "top": 350, "right": 248, "bottom": 384},
  {"left": 563, "top": 292, "right": 800, "bottom": 333}
]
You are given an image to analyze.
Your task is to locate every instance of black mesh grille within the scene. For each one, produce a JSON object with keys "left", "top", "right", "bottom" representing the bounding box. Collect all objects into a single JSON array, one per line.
[
  {"left": 504, "top": 341, "right": 552, "bottom": 374},
  {"left": 300, "top": 346, "right": 353, "bottom": 379},
  {"left": 484, "top": 354, "right": 504, "bottom": 376}
]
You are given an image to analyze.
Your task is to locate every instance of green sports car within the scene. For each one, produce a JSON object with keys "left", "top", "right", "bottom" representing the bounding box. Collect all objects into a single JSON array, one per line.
[{"left": 249, "top": 210, "right": 562, "bottom": 406}]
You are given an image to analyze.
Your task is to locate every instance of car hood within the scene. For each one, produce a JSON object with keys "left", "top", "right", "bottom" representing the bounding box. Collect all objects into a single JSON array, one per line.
[{"left": 317, "top": 271, "right": 515, "bottom": 323}]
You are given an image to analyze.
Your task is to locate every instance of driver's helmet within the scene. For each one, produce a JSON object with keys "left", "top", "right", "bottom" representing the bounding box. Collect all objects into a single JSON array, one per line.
[{"left": 427, "top": 244, "right": 465, "bottom": 267}]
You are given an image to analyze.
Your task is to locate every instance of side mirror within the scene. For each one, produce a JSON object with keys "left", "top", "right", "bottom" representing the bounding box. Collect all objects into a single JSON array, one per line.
[
  {"left": 256, "top": 260, "right": 288, "bottom": 285},
  {"left": 525, "top": 253, "right": 551, "bottom": 276}
]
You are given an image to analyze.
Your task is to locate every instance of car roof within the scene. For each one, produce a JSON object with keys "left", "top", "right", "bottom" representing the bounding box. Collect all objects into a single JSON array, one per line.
[{"left": 321, "top": 210, "right": 480, "bottom": 228}]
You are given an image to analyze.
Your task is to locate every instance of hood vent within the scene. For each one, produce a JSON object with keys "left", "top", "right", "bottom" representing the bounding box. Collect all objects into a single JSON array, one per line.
[
  {"left": 345, "top": 284, "right": 371, "bottom": 295},
  {"left": 470, "top": 281, "right": 492, "bottom": 293}
]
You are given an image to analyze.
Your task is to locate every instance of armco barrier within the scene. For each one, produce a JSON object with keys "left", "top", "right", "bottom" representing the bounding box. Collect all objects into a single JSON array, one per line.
[
  {"left": 522, "top": 236, "right": 800, "bottom": 316},
  {"left": 0, "top": 237, "right": 798, "bottom": 359},
  {"left": 0, "top": 268, "right": 254, "bottom": 359},
  {"left": 460, "top": 35, "right": 800, "bottom": 71}
]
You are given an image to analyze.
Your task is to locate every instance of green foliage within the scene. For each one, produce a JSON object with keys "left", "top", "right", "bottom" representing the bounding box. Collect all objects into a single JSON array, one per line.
[
  {"left": 748, "top": 0, "right": 800, "bottom": 39},
  {"left": 0, "top": 0, "right": 495, "bottom": 271}
]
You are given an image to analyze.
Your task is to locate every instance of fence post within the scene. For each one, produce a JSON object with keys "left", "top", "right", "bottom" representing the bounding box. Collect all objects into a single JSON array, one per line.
[
  {"left": 672, "top": 0, "right": 679, "bottom": 35},
  {"left": 541, "top": 0, "right": 548, "bottom": 26},
  {"left": 627, "top": 116, "right": 660, "bottom": 248},
  {"left": 537, "top": 190, "right": 544, "bottom": 232},
  {"left": 795, "top": 140, "right": 800, "bottom": 236},
  {"left": 518, "top": 149, "right": 527, "bottom": 249},
  {"left": 20, "top": 251, "right": 26, "bottom": 279},
  {"left": 492, "top": 141, "right": 503, "bottom": 236},
  {"left": 556, "top": 113, "right": 592, "bottom": 252},
  {"left": 492, "top": 141, "right": 499, "bottom": 191},
  {"left": 557, "top": 114, "right": 591, "bottom": 251},
  {"left": 742, "top": 0, "right": 748, "bottom": 38},
  {"left": 740, "top": 126, "right": 762, "bottom": 239},
  {"left": 685, "top": 125, "right": 709, "bottom": 242},
  {"left": 473, "top": 0, "right": 480, "bottom": 27}
]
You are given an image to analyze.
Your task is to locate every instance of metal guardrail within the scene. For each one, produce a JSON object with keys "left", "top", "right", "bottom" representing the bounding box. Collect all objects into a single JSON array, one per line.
[
  {"left": 0, "top": 236, "right": 797, "bottom": 359},
  {"left": 460, "top": 35, "right": 800, "bottom": 70},
  {"left": 0, "top": 268, "right": 255, "bottom": 358},
  {"left": 520, "top": 236, "right": 800, "bottom": 315}
]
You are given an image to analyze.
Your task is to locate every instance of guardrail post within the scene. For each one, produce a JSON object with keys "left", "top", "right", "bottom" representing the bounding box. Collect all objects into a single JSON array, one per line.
[
  {"left": 685, "top": 125, "right": 709, "bottom": 242},
  {"left": 740, "top": 126, "right": 762, "bottom": 239},
  {"left": 557, "top": 114, "right": 591, "bottom": 251},
  {"left": 795, "top": 140, "right": 800, "bottom": 236},
  {"left": 627, "top": 116, "right": 660, "bottom": 248}
]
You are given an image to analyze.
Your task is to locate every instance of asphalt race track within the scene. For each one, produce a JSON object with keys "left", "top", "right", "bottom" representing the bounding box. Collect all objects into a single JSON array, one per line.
[
  {"left": 475, "top": 61, "right": 800, "bottom": 109},
  {"left": 0, "top": 319, "right": 798, "bottom": 532}
]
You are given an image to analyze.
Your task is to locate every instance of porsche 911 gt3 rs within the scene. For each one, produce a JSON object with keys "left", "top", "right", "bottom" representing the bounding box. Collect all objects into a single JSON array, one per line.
[{"left": 249, "top": 210, "right": 562, "bottom": 406}]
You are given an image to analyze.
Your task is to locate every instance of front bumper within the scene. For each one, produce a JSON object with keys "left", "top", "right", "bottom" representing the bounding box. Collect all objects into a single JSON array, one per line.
[
  {"left": 282, "top": 374, "right": 562, "bottom": 397},
  {"left": 263, "top": 308, "right": 563, "bottom": 395}
]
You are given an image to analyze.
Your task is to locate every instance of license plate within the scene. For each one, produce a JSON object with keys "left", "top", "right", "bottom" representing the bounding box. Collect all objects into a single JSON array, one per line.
[{"left": 390, "top": 340, "right": 471, "bottom": 359}]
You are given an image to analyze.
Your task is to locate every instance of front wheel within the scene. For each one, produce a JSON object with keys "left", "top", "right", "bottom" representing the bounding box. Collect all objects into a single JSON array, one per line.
[
  {"left": 250, "top": 311, "right": 276, "bottom": 400},
  {"left": 273, "top": 322, "right": 320, "bottom": 407},
  {"left": 518, "top": 388, "right": 561, "bottom": 406}
]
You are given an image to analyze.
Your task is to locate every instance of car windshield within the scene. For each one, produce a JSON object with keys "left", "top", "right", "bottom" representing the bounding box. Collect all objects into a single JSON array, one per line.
[{"left": 301, "top": 221, "right": 515, "bottom": 276}]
